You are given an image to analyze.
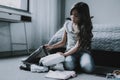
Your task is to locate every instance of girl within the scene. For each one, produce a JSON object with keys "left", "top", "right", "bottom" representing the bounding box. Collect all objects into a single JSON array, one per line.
[
  {"left": 45, "top": 2, "right": 94, "bottom": 72},
  {"left": 20, "top": 2, "right": 95, "bottom": 73}
]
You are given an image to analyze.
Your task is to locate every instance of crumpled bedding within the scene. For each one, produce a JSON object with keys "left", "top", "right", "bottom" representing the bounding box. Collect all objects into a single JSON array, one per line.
[{"left": 91, "top": 32, "right": 120, "bottom": 51}]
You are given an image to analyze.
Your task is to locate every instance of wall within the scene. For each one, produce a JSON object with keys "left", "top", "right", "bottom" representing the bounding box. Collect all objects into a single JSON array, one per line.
[{"left": 65, "top": 0, "right": 120, "bottom": 24}]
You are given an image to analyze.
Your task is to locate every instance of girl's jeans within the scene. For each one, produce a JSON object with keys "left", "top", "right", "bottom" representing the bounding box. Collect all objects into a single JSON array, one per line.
[{"left": 64, "top": 50, "right": 95, "bottom": 73}]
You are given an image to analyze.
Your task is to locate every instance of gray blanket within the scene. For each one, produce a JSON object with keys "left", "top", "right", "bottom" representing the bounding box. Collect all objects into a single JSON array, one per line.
[{"left": 91, "top": 24, "right": 120, "bottom": 52}]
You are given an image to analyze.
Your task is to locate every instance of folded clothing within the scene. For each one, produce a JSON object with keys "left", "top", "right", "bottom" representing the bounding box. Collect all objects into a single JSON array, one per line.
[
  {"left": 45, "top": 70, "right": 76, "bottom": 79},
  {"left": 31, "top": 64, "right": 48, "bottom": 73},
  {"left": 39, "top": 53, "right": 65, "bottom": 66}
]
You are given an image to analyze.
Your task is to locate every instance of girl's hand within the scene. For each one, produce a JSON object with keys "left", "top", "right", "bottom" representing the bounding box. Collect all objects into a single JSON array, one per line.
[
  {"left": 44, "top": 44, "right": 53, "bottom": 50},
  {"left": 57, "top": 52, "right": 66, "bottom": 57}
]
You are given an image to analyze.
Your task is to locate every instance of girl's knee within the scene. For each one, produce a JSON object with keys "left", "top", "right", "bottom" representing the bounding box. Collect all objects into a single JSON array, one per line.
[
  {"left": 65, "top": 56, "right": 73, "bottom": 62},
  {"left": 80, "top": 52, "right": 95, "bottom": 73},
  {"left": 64, "top": 56, "right": 76, "bottom": 70}
]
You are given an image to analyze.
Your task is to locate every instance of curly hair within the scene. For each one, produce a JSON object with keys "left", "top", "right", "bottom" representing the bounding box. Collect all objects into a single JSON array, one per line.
[{"left": 70, "top": 2, "right": 93, "bottom": 50}]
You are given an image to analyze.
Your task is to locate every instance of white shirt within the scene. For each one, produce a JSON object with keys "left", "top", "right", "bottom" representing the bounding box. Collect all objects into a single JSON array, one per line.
[{"left": 64, "top": 21, "right": 79, "bottom": 51}]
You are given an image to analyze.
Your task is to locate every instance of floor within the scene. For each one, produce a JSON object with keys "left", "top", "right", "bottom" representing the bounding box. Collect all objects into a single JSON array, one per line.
[{"left": 0, "top": 56, "right": 109, "bottom": 80}]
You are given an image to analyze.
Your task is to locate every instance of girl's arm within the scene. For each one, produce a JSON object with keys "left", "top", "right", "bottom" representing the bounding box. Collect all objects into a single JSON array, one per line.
[
  {"left": 45, "top": 31, "right": 67, "bottom": 50},
  {"left": 63, "top": 40, "right": 80, "bottom": 56}
]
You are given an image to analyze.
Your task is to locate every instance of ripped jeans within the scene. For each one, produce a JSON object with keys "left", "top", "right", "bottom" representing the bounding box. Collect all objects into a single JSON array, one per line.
[{"left": 64, "top": 50, "right": 95, "bottom": 73}]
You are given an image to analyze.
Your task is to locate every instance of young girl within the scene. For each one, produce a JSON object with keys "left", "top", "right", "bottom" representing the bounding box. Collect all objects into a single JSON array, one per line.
[
  {"left": 45, "top": 2, "right": 94, "bottom": 72},
  {"left": 20, "top": 2, "right": 94, "bottom": 73}
]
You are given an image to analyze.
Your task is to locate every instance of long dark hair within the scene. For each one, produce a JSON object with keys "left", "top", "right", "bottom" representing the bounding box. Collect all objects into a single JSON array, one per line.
[{"left": 70, "top": 2, "right": 93, "bottom": 50}]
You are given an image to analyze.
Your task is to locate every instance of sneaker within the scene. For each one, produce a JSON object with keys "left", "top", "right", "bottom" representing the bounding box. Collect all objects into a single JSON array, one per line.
[
  {"left": 19, "top": 64, "right": 30, "bottom": 71},
  {"left": 31, "top": 64, "right": 48, "bottom": 73}
]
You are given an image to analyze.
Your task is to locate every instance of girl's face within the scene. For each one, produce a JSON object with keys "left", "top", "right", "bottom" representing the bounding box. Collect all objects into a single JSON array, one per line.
[{"left": 70, "top": 9, "right": 80, "bottom": 24}]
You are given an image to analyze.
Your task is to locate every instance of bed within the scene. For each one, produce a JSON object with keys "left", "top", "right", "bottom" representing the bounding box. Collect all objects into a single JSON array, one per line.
[
  {"left": 92, "top": 24, "right": 120, "bottom": 52},
  {"left": 91, "top": 24, "right": 120, "bottom": 67}
]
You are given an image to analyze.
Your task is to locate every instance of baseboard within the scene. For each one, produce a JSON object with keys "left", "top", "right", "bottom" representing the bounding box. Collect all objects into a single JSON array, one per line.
[{"left": 0, "top": 49, "right": 35, "bottom": 58}]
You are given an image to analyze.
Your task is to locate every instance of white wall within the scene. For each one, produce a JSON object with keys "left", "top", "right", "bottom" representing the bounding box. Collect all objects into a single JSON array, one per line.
[{"left": 65, "top": 0, "right": 120, "bottom": 24}]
